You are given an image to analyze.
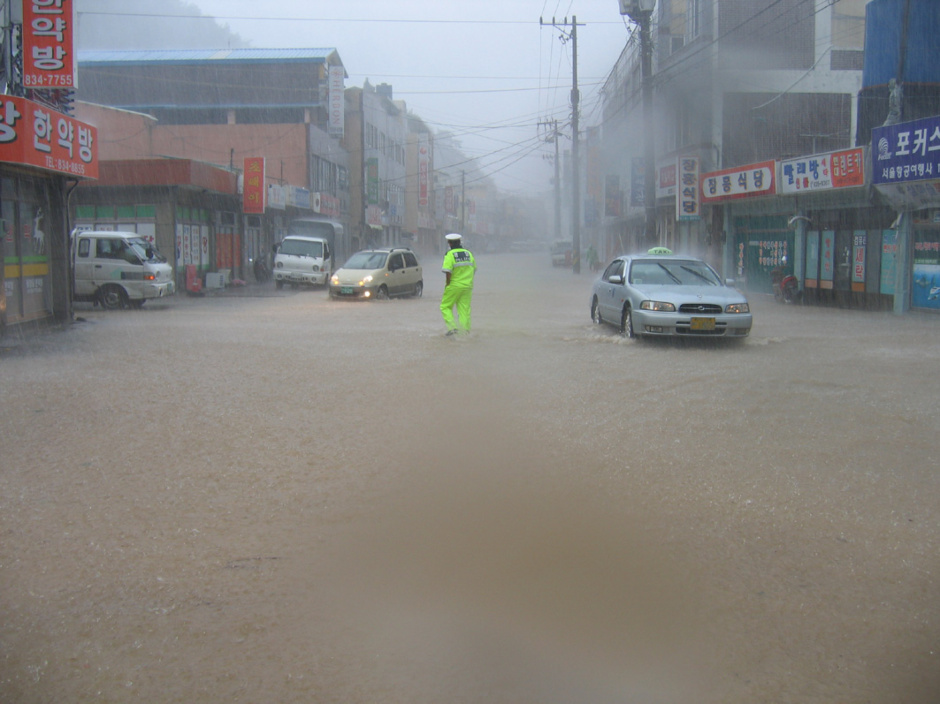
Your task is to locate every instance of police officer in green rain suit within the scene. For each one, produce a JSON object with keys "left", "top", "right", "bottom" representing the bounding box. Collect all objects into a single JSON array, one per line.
[{"left": 440, "top": 233, "right": 477, "bottom": 335}]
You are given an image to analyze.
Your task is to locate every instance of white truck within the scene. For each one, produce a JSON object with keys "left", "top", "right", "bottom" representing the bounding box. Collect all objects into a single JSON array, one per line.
[
  {"left": 273, "top": 234, "right": 333, "bottom": 289},
  {"left": 71, "top": 230, "right": 175, "bottom": 309}
]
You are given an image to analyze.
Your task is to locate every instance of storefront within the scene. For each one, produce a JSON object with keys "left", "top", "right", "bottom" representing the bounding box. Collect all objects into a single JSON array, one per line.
[
  {"left": 872, "top": 114, "right": 940, "bottom": 313},
  {"left": 72, "top": 159, "right": 239, "bottom": 291},
  {"left": 708, "top": 149, "right": 898, "bottom": 310},
  {"left": 0, "top": 97, "right": 98, "bottom": 333}
]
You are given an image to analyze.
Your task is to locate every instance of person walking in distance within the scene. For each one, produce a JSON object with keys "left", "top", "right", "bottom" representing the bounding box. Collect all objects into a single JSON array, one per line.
[{"left": 440, "top": 233, "right": 476, "bottom": 335}]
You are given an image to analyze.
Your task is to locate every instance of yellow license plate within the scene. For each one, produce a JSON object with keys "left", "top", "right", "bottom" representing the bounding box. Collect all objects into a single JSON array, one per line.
[{"left": 690, "top": 317, "right": 715, "bottom": 331}]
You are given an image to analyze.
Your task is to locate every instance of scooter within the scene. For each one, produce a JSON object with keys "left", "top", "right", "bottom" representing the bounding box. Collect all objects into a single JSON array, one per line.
[{"left": 772, "top": 268, "right": 800, "bottom": 303}]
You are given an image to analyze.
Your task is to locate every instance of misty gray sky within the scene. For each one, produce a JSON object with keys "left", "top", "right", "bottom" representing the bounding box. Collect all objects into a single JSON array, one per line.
[{"left": 80, "top": 1, "right": 637, "bottom": 194}]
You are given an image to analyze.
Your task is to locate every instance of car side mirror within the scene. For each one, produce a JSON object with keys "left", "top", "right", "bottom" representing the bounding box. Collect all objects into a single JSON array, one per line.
[{"left": 609, "top": 274, "right": 624, "bottom": 284}]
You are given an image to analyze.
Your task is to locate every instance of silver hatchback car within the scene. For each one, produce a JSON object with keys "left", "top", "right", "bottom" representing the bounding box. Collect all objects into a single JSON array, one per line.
[{"left": 590, "top": 253, "right": 752, "bottom": 339}]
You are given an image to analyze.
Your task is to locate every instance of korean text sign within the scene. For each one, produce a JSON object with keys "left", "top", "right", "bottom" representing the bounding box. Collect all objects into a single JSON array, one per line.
[
  {"left": 328, "top": 65, "right": 344, "bottom": 138},
  {"left": 243, "top": 157, "right": 266, "bottom": 214},
  {"left": 872, "top": 115, "right": 940, "bottom": 185},
  {"left": 0, "top": 96, "right": 96, "bottom": 178},
  {"left": 23, "top": 0, "right": 76, "bottom": 89},
  {"left": 700, "top": 161, "right": 775, "bottom": 203},
  {"left": 780, "top": 148, "right": 864, "bottom": 194},
  {"left": 676, "top": 156, "right": 699, "bottom": 220}
]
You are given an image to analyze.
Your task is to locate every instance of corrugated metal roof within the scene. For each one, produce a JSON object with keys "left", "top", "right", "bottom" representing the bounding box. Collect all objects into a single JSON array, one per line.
[{"left": 78, "top": 48, "right": 340, "bottom": 65}]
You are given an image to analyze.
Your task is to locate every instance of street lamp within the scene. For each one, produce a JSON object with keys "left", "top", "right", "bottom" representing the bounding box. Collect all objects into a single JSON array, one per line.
[{"left": 619, "top": 0, "right": 657, "bottom": 245}]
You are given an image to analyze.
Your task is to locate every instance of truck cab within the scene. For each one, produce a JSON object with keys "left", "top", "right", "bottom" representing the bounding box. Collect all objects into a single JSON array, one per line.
[
  {"left": 273, "top": 235, "right": 333, "bottom": 288},
  {"left": 71, "top": 230, "right": 175, "bottom": 309}
]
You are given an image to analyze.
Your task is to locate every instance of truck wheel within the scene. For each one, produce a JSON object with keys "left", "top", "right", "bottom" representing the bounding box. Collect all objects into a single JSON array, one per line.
[{"left": 99, "top": 285, "right": 128, "bottom": 310}]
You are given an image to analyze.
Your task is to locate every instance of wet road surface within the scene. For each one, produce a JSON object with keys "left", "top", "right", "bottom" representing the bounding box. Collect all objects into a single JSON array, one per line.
[{"left": 1, "top": 251, "right": 939, "bottom": 702}]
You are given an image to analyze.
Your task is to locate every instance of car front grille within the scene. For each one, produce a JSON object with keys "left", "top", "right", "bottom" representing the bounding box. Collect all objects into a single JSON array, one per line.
[{"left": 678, "top": 303, "right": 723, "bottom": 314}]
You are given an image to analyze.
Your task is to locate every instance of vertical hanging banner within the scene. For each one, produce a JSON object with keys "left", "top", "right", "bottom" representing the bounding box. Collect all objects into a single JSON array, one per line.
[
  {"left": 418, "top": 133, "right": 429, "bottom": 208},
  {"left": 366, "top": 158, "right": 379, "bottom": 205},
  {"left": 23, "top": 0, "right": 77, "bottom": 89},
  {"left": 604, "top": 175, "right": 621, "bottom": 217},
  {"left": 243, "top": 157, "right": 266, "bottom": 214},
  {"left": 328, "top": 65, "right": 345, "bottom": 137},
  {"left": 630, "top": 157, "right": 645, "bottom": 208},
  {"left": 676, "top": 156, "right": 700, "bottom": 220}
]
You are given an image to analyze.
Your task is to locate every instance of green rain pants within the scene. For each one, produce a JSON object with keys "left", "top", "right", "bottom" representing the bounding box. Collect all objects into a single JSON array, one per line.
[{"left": 440, "top": 285, "right": 473, "bottom": 332}]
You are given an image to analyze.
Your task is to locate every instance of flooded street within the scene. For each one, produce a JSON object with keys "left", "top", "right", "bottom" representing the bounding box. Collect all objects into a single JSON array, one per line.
[{"left": 2, "top": 251, "right": 939, "bottom": 703}]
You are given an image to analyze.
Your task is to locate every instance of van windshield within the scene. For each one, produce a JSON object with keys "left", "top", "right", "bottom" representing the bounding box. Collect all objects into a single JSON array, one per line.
[
  {"left": 280, "top": 238, "right": 323, "bottom": 258},
  {"left": 128, "top": 238, "right": 166, "bottom": 263}
]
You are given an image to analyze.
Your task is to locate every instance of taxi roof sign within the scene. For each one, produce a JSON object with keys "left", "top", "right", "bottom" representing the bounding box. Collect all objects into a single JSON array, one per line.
[{"left": 647, "top": 246, "right": 673, "bottom": 255}]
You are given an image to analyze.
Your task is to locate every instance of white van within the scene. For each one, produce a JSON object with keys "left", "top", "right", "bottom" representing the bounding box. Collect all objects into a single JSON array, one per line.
[
  {"left": 71, "top": 230, "right": 175, "bottom": 309},
  {"left": 273, "top": 235, "right": 333, "bottom": 289}
]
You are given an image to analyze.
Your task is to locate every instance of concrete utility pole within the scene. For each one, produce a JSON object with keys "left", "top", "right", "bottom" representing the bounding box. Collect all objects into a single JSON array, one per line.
[
  {"left": 539, "top": 119, "right": 562, "bottom": 245},
  {"left": 541, "top": 15, "right": 584, "bottom": 274},
  {"left": 619, "top": 0, "right": 657, "bottom": 245}
]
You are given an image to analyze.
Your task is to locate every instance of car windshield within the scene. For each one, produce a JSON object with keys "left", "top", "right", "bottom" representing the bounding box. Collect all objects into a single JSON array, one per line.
[
  {"left": 629, "top": 259, "right": 722, "bottom": 286},
  {"left": 128, "top": 237, "right": 166, "bottom": 262},
  {"left": 280, "top": 239, "right": 323, "bottom": 257},
  {"left": 343, "top": 251, "right": 388, "bottom": 269}
]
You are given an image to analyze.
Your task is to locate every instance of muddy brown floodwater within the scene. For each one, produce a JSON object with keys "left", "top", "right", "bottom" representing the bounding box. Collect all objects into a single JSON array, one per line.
[{"left": 1, "top": 251, "right": 939, "bottom": 703}]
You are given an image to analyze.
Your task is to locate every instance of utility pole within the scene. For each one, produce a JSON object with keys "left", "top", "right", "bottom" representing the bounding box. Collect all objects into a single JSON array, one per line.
[
  {"left": 619, "top": 0, "right": 657, "bottom": 245},
  {"left": 460, "top": 169, "right": 466, "bottom": 236},
  {"left": 541, "top": 15, "right": 584, "bottom": 274},
  {"left": 539, "top": 118, "right": 562, "bottom": 245}
]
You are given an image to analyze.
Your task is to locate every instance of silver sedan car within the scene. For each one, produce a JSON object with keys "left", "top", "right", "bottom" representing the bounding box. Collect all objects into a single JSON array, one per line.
[{"left": 590, "top": 253, "right": 752, "bottom": 339}]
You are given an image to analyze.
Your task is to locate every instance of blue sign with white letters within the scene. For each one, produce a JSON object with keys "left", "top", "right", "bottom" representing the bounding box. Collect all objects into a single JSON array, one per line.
[{"left": 872, "top": 115, "right": 940, "bottom": 185}]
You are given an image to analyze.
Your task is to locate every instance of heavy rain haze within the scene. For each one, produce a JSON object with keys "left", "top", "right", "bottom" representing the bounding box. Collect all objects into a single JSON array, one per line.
[{"left": 75, "top": 0, "right": 634, "bottom": 194}]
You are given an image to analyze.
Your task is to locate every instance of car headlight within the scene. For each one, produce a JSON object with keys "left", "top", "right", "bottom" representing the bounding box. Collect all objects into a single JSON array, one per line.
[
  {"left": 640, "top": 300, "right": 676, "bottom": 312},
  {"left": 725, "top": 302, "right": 750, "bottom": 314},
  {"left": 331, "top": 275, "right": 339, "bottom": 285},
  {"left": 362, "top": 275, "right": 373, "bottom": 283}
]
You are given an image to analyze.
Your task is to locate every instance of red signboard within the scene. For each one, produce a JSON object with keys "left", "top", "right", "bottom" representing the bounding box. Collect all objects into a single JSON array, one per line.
[
  {"left": 0, "top": 96, "right": 97, "bottom": 178},
  {"left": 23, "top": 0, "right": 76, "bottom": 89},
  {"left": 830, "top": 148, "right": 865, "bottom": 188},
  {"left": 243, "top": 157, "right": 266, "bottom": 213}
]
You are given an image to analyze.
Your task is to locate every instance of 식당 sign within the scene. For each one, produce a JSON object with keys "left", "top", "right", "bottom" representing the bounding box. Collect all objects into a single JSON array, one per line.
[
  {"left": 23, "top": 0, "right": 77, "bottom": 89},
  {"left": 676, "top": 156, "right": 700, "bottom": 220},
  {"left": 0, "top": 96, "right": 97, "bottom": 178},
  {"left": 700, "top": 160, "right": 775, "bottom": 203}
]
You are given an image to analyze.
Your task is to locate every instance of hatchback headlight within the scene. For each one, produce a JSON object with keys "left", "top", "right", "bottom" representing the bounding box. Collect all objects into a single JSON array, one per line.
[
  {"left": 725, "top": 302, "right": 750, "bottom": 314},
  {"left": 362, "top": 274, "right": 373, "bottom": 283},
  {"left": 331, "top": 275, "right": 339, "bottom": 285},
  {"left": 640, "top": 300, "right": 676, "bottom": 312}
]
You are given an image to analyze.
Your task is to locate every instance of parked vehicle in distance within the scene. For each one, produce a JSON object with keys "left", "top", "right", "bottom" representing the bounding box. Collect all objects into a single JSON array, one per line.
[
  {"left": 590, "top": 252, "right": 752, "bottom": 339},
  {"left": 551, "top": 240, "right": 573, "bottom": 267},
  {"left": 71, "top": 230, "right": 175, "bottom": 309},
  {"left": 273, "top": 235, "right": 333, "bottom": 289},
  {"left": 329, "top": 248, "right": 422, "bottom": 300}
]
